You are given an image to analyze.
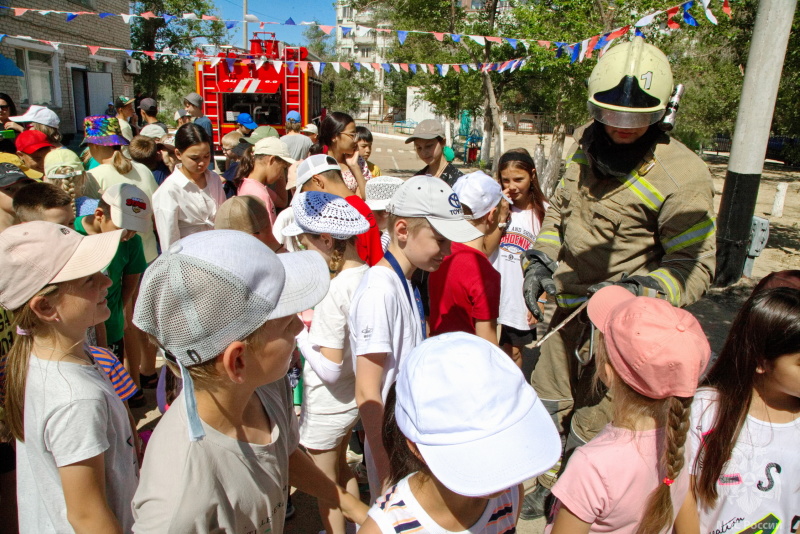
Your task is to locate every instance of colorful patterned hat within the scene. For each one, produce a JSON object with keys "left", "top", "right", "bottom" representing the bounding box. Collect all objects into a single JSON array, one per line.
[{"left": 82, "top": 115, "right": 129, "bottom": 146}]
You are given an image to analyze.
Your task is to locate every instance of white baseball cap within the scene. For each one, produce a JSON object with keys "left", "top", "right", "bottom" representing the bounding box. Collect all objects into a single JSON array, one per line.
[
  {"left": 365, "top": 176, "right": 404, "bottom": 212},
  {"left": 252, "top": 137, "right": 296, "bottom": 165},
  {"left": 283, "top": 191, "right": 370, "bottom": 240},
  {"left": 301, "top": 123, "right": 318, "bottom": 135},
  {"left": 102, "top": 183, "right": 154, "bottom": 234},
  {"left": 452, "top": 171, "right": 504, "bottom": 220},
  {"left": 396, "top": 332, "right": 561, "bottom": 497},
  {"left": 296, "top": 154, "right": 341, "bottom": 191},
  {"left": 386, "top": 175, "right": 483, "bottom": 243},
  {"left": 10, "top": 105, "right": 60, "bottom": 128},
  {"left": 139, "top": 124, "right": 167, "bottom": 140}
]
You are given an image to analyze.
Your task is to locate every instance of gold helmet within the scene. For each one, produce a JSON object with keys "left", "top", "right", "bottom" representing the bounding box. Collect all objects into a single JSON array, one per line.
[{"left": 587, "top": 37, "right": 673, "bottom": 128}]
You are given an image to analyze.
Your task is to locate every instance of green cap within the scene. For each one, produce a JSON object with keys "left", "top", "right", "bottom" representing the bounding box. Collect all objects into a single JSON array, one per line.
[{"left": 244, "top": 125, "right": 279, "bottom": 144}]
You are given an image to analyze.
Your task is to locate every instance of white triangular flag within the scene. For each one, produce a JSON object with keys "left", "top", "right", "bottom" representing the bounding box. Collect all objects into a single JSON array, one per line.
[
  {"left": 310, "top": 61, "right": 321, "bottom": 74},
  {"left": 579, "top": 39, "right": 589, "bottom": 62},
  {"left": 469, "top": 35, "right": 486, "bottom": 46},
  {"left": 121, "top": 14, "right": 133, "bottom": 24},
  {"left": 210, "top": 57, "right": 222, "bottom": 67},
  {"left": 391, "top": 63, "right": 401, "bottom": 72},
  {"left": 254, "top": 57, "right": 266, "bottom": 70},
  {"left": 441, "top": 64, "right": 450, "bottom": 76},
  {"left": 331, "top": 62, "right": 341, "bottom": 73},
  {"left": 272, "top": 60, "right": 282, "bottom": 73}
]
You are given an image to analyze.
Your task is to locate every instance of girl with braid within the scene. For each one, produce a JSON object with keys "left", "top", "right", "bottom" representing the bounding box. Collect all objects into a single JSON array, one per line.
[
  {"left": 285, "top": 191, "right": 370, "bottom": 534},
  {"left": 548, "top": 286, "right": 710, "bottom": 533},
  {"left": 687, "top": 286, "right": 800, "bottom": 534}
]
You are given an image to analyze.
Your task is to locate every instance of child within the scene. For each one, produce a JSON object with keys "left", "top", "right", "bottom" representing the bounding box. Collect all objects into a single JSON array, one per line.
[
  {"left": 12, "top": 182, "right": 75, "bottom": 227},
  {"left": 15, "top": 129, "right": 54, "bottom": 175},
  {"left": 129, "top": 134, "right": 171, "bottom": 186},
  {"left": 281, "top": 110, "right": 313, "bottom": 161},
  {"left": 0, "top": 221, "right": 137, "bottom": 533},
  {"left": 153, "top": 122, "right": 226, "bottom": 250},
  {"left": 235, "top": 137, "right": 296, "bottom": 223},
  {"left": 43, "top": 148, "right": 94, "bottom": 217},
  {"left": 215, "top": 194, "right": 285, "bottom": 252},
  {"left": 355, "top": 126, "right": 381, "bottom": 177},
  {"left": 183, "top": 92, "right": 215, "bottom": 170},
  {"left": 317, "top": 112, "right": 372, "bottom": 197},
  {"left": 364, "top": 176, "right": 404, "bottom": 252},
  {"left": 687, "top": 287, "right": 800, "bottom": 533},
  {"left": 361, "top": 332, "right": 561, "bottom": 533},
  {"left": 407, "top": 119, "right": 460, "bottom": 187},
  {"left": 220, "top": 130, "right": 244, "bottom": 198},
  {"left": 492, "top": 149, "right": 548, "bottom": 367},
  {"left": 284, "top": 191, "right": 370, "bottom": 534},
  {"left": 547, "top": 286, "right": 710, "bottom": 533},
  {"left": 0, "top": 162, "right": 35, "bottom": 232},
  {"left": 349, "top": 175, "right": 482, "bottom": 499},
  {"left": 428, "top": 171, "right": 502, "bottom": 343},
  {"left": 130, "top": 230, "right": 368, "bottom": 532}
]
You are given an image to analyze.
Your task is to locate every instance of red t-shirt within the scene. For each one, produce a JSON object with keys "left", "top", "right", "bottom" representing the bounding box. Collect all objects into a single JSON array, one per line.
[
  {"left": 428, "top": 242, "right": 501, "bottom": 336},
  {"left": 345, "top": 195, "right": 384, "bottom": 267}
]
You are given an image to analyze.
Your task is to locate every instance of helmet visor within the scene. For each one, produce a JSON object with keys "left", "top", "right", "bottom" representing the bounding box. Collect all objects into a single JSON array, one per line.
[{"left": 587, "top": 102, "right": 665, "bottom": 129}]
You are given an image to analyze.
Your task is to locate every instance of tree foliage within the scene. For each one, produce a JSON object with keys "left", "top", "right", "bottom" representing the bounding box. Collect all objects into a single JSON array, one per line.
[{"left": 131, "top": 0, "right": 228, "bottom": 99}]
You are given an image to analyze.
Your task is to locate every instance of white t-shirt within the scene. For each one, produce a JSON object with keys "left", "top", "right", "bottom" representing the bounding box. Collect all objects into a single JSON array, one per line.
[
  {"left": 132, "top": 378, "right": 299, "bottom": 534},
  {"left": 349, "top": 265, "right": 424, "bottom": 402},
  {"left": 17, "top": 355, "right": 139, "bottom": 534},
  {"left": 688, "top": 387, "right": 800, "bottom": 534},
  {"left": 306, "top": 264, "right": 369, "bottom": 414},
  {"left": 490, "top": 205, "right": 545, "bottom": 331}
]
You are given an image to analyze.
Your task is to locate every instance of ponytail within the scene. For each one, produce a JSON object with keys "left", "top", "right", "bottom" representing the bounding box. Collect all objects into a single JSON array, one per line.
[
  {"left": 636, "top": 396, "right": 693, "bottom": 534},
  {"left": 111, "top": 148, "right": 132, "bottom": 175},
  {"left": 327, "top": 238, "right": 350, "bottom": 278},
  {"left": 234, "top": 145, "right": 256, "bottom": 189}
]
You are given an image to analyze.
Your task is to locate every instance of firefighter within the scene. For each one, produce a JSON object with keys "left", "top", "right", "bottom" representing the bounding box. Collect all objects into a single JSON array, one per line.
[{"left": 519, "top": 36, "right": 716, "bottom": 518}]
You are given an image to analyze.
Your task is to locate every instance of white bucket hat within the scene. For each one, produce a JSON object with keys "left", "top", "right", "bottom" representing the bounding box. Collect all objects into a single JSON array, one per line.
[
  {"left": 396, "top": 332, "right": 561, "bottom": 497},
  {"left": 283, "top": 191, "right": 370, "bottom": 240},
  {"left": 365, "top": 176, "right": 404, "bottom": 212},
  {"left": 386, "top": 175, "right": 483, "bottom": 243}
]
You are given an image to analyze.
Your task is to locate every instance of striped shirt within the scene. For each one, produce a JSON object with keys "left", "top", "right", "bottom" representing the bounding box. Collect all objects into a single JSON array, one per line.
[
  {"left": 368, "top": 473, "right": 518, "bottom": 534},
  {"left": 88, "top": 346, "right": 137, "bottom": 402}
]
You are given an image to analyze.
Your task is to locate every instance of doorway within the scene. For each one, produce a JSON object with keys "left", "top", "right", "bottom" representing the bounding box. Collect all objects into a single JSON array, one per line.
[{"left": 71, "top": 68, "right": 113, "bottom": 133}]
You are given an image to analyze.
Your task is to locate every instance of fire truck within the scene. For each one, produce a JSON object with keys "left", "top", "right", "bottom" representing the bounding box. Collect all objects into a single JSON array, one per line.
[{"left": 194, "top": 32, "right": 324, "bottom": 149}]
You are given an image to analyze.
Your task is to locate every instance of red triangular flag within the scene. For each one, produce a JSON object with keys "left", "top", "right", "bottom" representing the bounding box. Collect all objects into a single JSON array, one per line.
[
  {"left": 372, "top": 63, "right": 381, "bottom": 71},
  {"left": 319, "top": 25, "right": 334, "bottom": 35},
  {"left": 143, "top": 51, "right": 156, "bottom": 60},
  {"left": 88, "top": 46, "right": 100, "bottom": 55},
  {"left": 433, "top": 32, "right": 445, "bottom": 41},
  {"left": 201, "top": 15, "right": 218, "bottom": 21},
  {"left": 607, "top": 26, "right": 630, "bottom": 40},
  {"left": 13, "top": 8, "right": 29, "bottom": 16},
  {"left": 427, "top": 64, "right": 434, "bottom": 74},
  {"left": 298, "top": 61, "right": 308, "bottom": 73},
  {"left": 722, "top": 0, "right": 732, "bottom": 18},
  {"left": 452, "top": 64, "right": 461, "bottom": 73},
  {"left": 537, "top": 40, "right": 551, "bottom": 49},
  {"left": 666, "top": 6, "right": 680, "bottom": 29},
  {"left": 341, "top": 62, "right": 351, "bottom": 71},
  {"left": 141, "top": 11, "right": 157, "bottom": 19},
  {"left": 486, "top": 36, "right": 502, "bottom": 43},
  {"left": 585, "top": 35, "right": 600, "bottom": 59},
  {"left": 400, "top": 63, "right": 409, "bottom": 72}
]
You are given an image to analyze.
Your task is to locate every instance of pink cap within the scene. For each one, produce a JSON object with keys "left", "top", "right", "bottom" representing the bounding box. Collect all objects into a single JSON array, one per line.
[{"left": 587, "top": 285, "right": 710, "bottom": 399}]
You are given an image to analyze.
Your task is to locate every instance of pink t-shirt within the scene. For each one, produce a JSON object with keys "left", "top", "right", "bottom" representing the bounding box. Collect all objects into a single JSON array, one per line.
[
  {"left": 237, "top": 178, "right": 277, "bottom": 224},
  {"left": 546, "top": 425, "right": 689, "bottom": 533}
]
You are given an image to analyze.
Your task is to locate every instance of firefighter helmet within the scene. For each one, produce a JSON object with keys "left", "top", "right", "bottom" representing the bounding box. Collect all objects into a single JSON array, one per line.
[{"left": 587, "top": 37, "right": 673, "bottom": 129}]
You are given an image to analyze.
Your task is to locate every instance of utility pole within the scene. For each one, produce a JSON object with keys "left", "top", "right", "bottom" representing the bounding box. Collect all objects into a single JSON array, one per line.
[
  {"left": 714, "top": 0, "right": 797, "bottom": 286},
  {"left": 243, "top": 0, "right": 248, "bottom": 50}
]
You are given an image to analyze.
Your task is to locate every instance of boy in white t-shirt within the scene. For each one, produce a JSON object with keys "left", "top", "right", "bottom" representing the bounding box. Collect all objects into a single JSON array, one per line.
[
  {"left": 131, "top": 230, "right": 368, "bottom": 533},
  {"left": 349, "top": 175, "right": 482, "bottom": 500}
]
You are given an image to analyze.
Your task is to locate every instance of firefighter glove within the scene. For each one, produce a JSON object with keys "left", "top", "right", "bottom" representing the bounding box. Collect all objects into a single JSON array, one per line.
[
  {"left": 521, "top": 249, "right": 558, "bottom": 321},
  {"left": 587, "top": 274, "right": 666, "bottom": 299}
]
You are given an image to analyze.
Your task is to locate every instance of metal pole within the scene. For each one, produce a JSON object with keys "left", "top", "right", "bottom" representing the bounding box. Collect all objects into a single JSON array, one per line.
[
  {"left": 714, "top": 0, "right": 797, "bottom": 286},
  {"left": 243, "top": 0, "right": 248, "bottom": 50}
]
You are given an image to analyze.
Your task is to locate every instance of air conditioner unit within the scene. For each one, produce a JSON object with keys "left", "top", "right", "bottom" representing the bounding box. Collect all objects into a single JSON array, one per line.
[{"left": 124, "top": 58, "right": 141, "bottom": 75}]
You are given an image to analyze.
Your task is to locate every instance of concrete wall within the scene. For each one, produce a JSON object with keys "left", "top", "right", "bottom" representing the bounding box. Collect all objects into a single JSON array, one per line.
[{"left": 0, "top": 0, "right": 133, "bottom": 138}]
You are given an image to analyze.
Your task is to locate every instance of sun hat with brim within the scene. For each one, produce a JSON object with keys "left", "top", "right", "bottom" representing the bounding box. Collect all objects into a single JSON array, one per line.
[
  {"left": 83, "top": 115, "right": 129, "bottom": 146},
  {"left": 183, "top": 92, "right": 203, "bottom": 108},
  {"left": 10, "top": 105, "right": 60, "bottom": 128},
  {"left": 396, "top": 332, "right": 561, "bottom": 497},
  {"left": 386, "top": 175, "right": 483, "bottom": 243},
  {"left": 244, "top": 125, "right": 280, "bottom": 144},
  {"left": 283, "top": 191, "right": 370, "bottom": 240},
  {"left": 253, "top": 137, "right": 296, "bottom": 165},
  {"left": 0, "top": 221, "right": 123, "bottom": 310},
  {"left": 133, "top": 230, "right": 329, "bottom": 441},
  {"left": 587, "top": 285, "right": 710, "bottom": 399},
  {"left": 404, "top": 119, "right": 445, "bottom": 144},
  {"left": 0, "top": 153, "right": 42, "bottom": 179},
  {"left": 44, "top": 148, "right": 83, "bottom": 177},
  {"left": 365, "top": 176, "right": 404, "bottom": 212}
]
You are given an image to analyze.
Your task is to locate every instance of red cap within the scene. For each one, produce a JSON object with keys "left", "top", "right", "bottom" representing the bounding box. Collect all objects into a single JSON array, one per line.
[
  {"left": 15, "top": 130, "right": 54, "bottom": 155},
  {"left": 587, "top": 285, "right": 710, "bottom": 399}
]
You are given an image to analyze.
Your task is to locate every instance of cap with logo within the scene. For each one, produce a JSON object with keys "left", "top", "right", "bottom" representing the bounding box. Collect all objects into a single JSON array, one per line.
[
  {"left": 295, "top": 154, "right": 341, "bottom": 191},
  {"left": 386, "top": 175, "right": 483, "bottom": 243},
  {"left": 133, "top": 230, "right": 330, "bottom": 440},
  {"left": 0, "top": 153, "right": 42, "bottom": 179},
  {"left": 139, "top": 124, "right": 167, "bottom": 140},
  {"left": 102, "top": 183, "right": 154, "bottom": 234},
  {"left": 301, "top": 123, "right": 318, "bottom": 135},
  {"left": 0, "top": 221, "right": 123, "bottom": 310},
  {"left": 243, "top": 125, "right": 280, "bottom": 144},
  {"left": 0, "top": 162, "right": 34, "bottom": 189},
  {"left": 215, "top": 195, "right": 270, "bottom": 234},
  {"left": 283, "top": 191, "right": 369, "bottom": 240},
  {"left": 365, "top": 176, "right": 404, "bottom": 212},
  {"left": 139, "top": 98, "right": 158, "bottom": 114},
  {"left": 15, "top": 130, "right": 54, "bottom": 155},
  {"left": 9, "top": 105, "right": 60, "bottom": 128},
  {"left": 115, "top": 95, "right": 135, "bottom": 109},
  {"left": 396, "top": 332, "right": 561, "bottom": 497},
  {"left": 44, "top": 148, "right": 84, "bottom": 178},
  {"left": 253, "top": 137, "right": 296, "bottom": 165},
  {"left": 452, "top": 171, "right": 504, "bottom": 220},
  {"left": 587, "top": 285, "right": 710, "bottom": 399},
  {"left": 405, "top": 119, "right": 445, "bottom": 144},
  {"left": 236, "top": 112, "right": 258, "bottom": 130},
  {"left": 286, "top": 110, "right": 302, "bottom": 123}
]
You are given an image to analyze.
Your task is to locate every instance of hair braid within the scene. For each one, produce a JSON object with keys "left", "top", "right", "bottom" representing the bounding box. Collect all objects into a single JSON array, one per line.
[
  {"left": 327, "top": 239, "right": 348, "bottom": 278},
  {"left": 636, "top": 396, "right": 693, "bottom": 534}
]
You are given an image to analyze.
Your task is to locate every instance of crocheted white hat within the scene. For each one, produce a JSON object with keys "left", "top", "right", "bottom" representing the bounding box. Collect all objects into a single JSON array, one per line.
[
  {"left": 283, "top": 191, "right": 370, "bottom": 240},
  {"left": 365, "top": 176, "right": 404, "bottom": 212}
]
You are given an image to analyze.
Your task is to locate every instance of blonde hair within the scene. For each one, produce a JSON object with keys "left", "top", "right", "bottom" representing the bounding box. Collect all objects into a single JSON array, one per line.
[
  {"left": 221, "top": 130, "right": 243, "bottom": 150},
  {"left": 594, "top": 336, "right": 692, "bottom": 534},
  {"left": 387, "top": 215, "right": 430, "bottom": 238},
  {"left": 31, "top": 122, "right": 62, "bottom": 145},
  {"left": 111, "top": 148, "right": 132, "bottom": 175},
  {"left": 44, "top": 166, "right": 87, "bottom": 216}
]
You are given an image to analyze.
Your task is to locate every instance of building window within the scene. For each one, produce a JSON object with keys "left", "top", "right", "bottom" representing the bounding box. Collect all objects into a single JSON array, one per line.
[
  {"left": 341, "top": 6, "right": 353, "bottom": 20},
  {"left": 360, "top": 47, "right": 372, "bottom": 58},
  {"left": 15, "top": 49, "right": 57, "bottom": 106}
]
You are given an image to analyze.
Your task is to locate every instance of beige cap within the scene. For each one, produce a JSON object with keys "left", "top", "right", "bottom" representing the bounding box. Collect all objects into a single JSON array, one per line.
[
  {"left": 215, "top": 195, "right": 270, "bottom": 234},
  {"left": 253, "top": 137, "right": 296, "bottom": 165},
  {"left": 102, "top": 183, "right": 154, "bottom": 233},
  {"left": 0, "top": 221, "right": 123, "bottom": 310},
  {"left": 405, "top": 119, "right": 445, "bottom": 144},
  {"left": 44, "top": 148, "right": 83, "bottom": 178}
]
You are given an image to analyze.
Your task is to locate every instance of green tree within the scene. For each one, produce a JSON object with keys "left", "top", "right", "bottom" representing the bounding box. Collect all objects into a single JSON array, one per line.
[{"left": 131, "top": 0, "right": 228, "bottom": 99}]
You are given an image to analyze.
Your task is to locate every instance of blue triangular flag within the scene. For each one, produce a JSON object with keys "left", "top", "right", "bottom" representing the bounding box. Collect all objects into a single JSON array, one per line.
[
  {"left": 683, "top": 2, "right": 699, "bottom": 26},
  {"left": 555, "top": 44, "right": 564, "bottom": 59},
  {"left": 382, "top": 63, "right": 391, "bottom": 73},
  {"left": 506, "top": 38, "right": 517, "bottom": 50},
  {"left": 397, "top": 30, "right": 408, "bottom": 45},
  {"left": 635, "top": 28, "right": 646, "bottom": 38},
  {"left": 319, "top": 62, "right": 325, "bottom": 74},
  {"left": 354, "top": 62, "right": 361, "bottom": 71},
  {"left": 595, "top": 33, "right": 609, "bottom": 49},
  {"left": 163, "top": 14, "right": 175, "bottom": 23},
  {"left": 225, "top": 21, "right": 237, "bottom": 30},
  {"left": 225, "top": 58, "right": 236, "bottom": 71},
  {"left": 461, "top": 63, "right": 469, "bottom": 72},
  {"left": 341, "top": 26, "right": 352, "bottom": 36},
  {"left": 409, "top": 63, "right": 417, "bottom": 74},
  {"left": 98, "top": 13, "right": 113, "bottom": 18},
  {"left": 285, "top": 17, "right": 296, "bottom": 25},
  {"left": 125, "top": 49, "right": 134, "bottom": 56},
  {"left": 436, "top": 64, "right": 443, "bottom": 75},
  {"left": 287, "top": 61, "right": 296, "bottom": 73},
  {"left": 450, "top": 34, "right": 461, "bottom": 42},
  {"left": 570, "top": 43, "right": 580, "bottom": 63},
  {"left": 66, "top": 13, "right": 78, "bottom": 22}
]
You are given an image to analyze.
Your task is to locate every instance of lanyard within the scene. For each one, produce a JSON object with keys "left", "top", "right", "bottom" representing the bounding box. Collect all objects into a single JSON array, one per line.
[{"left": 383, "top": 251, "right": 426, "bottom": 340}]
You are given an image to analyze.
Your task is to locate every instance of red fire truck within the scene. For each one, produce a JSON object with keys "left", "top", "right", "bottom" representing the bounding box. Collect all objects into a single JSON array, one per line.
[{"left": 194, "top": 32, "right": 323, "bottom": 149}]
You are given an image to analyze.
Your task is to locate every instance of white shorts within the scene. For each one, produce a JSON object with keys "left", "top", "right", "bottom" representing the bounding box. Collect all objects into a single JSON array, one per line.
[{"left": 299, "top": 407, "right": 360, "bottom": 450}]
